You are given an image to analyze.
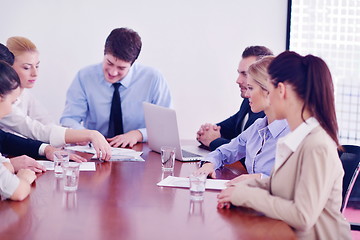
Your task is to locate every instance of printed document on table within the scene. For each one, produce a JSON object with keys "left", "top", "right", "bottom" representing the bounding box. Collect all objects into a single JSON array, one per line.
[
  {"left": 157, "top": 176, "right": 229, "bottom": 190},
  {"left": 37, "top": 161, "right": 96, "bottom": 171},
  {"left": 64, "top": 145, "right": 144, "bottom": 162}
]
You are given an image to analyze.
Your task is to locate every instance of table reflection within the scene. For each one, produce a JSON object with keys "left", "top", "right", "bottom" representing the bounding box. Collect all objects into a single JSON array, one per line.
[
  {"left": 188, "top": 199, "right": 205, "bottom": 223},
  {"left": 62, "top": 191, "right": 77, "bottom": 210}
]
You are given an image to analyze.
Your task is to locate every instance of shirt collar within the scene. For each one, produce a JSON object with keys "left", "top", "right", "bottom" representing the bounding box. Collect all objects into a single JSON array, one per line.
[
  {"left": 257, "top": 117, "right": 289, "bottom": 139},
  {"left": 273, "top": 117, "right": 319, "bottom": 173},
  {"left": 118, "top": 63, "right": 135, "bottom": 88},
  {"left": 282, "top": 117, "right": 319, "bottom": 152},
  {"left": 101, "top": 62, "right": 136, "bottom": 89},
  {"left": 268, "top": 119, "right": 289, "bottom": 138}
]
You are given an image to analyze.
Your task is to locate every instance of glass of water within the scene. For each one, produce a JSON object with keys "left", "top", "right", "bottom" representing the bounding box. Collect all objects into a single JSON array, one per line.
[
  {"left": 160, "top": 146, "right": 176, "bottom": 171},
  {"left": 63, "top": 162, "right": 80, "bottom": 191},
  {"left": 189, "top": 173, "right": 207, "bottom": 201},
  {"left": 53, "top": 150, "right": 69, "bottom": 178}
]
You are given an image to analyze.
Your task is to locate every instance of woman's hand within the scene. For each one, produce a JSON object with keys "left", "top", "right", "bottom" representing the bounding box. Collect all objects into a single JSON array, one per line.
[
  {"left": 194, "top": 162, "right": 216, "bottom": 179},
  {"left": 217, "top": 186, "right": 236, "bottom": 209},
  {"left": 88, "top": 130, "right": 112, "bottom": 161},
  {"left": 44, "top": 146, "right": 87, "bottom": 163},
  {"left": 10, "top": 155, "right": 46, "bottom": 173},
  {"left": 226, "top": 173, "right": 261, "bottom": 186},
  {"left": 16, "top": 169, "right": 37, "bottom": 184}
]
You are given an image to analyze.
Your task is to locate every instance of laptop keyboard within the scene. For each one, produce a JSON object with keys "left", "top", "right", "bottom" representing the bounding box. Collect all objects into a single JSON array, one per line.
[{"left": 182, "top": 149, "right": 202, "bottom": 158}]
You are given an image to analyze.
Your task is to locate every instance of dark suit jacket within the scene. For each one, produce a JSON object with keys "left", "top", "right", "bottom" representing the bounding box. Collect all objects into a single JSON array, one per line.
[
  {"left": 0, "top": 130, "right": 43, "bottom": 158},
  {"left": 209, "top": 98, "right": 265, "bottom": 151}
]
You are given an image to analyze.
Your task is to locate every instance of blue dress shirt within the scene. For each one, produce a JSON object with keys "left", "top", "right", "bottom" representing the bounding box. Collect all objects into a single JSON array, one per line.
[
  {"left": 203, "top": 117, "right": 290, "bottom": 177},
  {"left": 60, "top": 63, "right": 172, "bottom": 141}
]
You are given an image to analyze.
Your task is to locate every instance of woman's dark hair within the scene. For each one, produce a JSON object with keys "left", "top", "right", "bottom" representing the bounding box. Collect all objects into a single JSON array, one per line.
[
  {"left": 268, "top": 51, "right": 339, "bottom": 146},
  {"left": 0, "top": 60, "right": 20, "bottom": 98},
  {"left": 104, "top": 28, "right": 142, "bottom": 64},
  {"left": 0, "top": 43, "right": 15, "bottom": 65}
]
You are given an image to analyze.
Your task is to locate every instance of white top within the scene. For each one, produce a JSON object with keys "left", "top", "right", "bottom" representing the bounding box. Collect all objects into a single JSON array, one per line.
[
  {"left": 17, "top": 89, "right": 54, "bottom": 124},
  {"left": 0, "top": 154, "right": 19, "bottom": 200},
  {"left": 0, "top": 89, "right": 67, "bottom": 147}
]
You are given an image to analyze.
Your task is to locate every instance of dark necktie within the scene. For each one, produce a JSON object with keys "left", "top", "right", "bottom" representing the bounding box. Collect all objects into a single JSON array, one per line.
[{"left": 108, "top": 83, "right": 123, "bottom": 137}]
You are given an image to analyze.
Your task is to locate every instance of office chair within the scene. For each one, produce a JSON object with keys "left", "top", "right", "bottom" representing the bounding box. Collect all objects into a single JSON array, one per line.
[{"left": 338, "top": 144, "right": 360, "bottom": 231}]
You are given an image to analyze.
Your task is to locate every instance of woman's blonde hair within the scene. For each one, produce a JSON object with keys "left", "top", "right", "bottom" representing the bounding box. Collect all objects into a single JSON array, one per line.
[
  {"left": 248, "top": 56, "right": 275, "bottom": 91},
  {"left": 6, "top": 36, "right": 37, "bottom": 57}
]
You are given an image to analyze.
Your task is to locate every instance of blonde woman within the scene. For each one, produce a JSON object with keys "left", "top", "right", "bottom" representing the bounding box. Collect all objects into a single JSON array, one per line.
[
  {"left": 196, "top": 56, "right": 289, "bottom": 181},
  {"left": 0, "top": 38, "right": 111, "bottom": 161}
]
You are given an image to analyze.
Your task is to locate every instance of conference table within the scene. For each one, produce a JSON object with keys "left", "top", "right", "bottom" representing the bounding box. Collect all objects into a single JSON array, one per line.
[{"left": 0, "top": 142, "right": 296, "bottom": 240}]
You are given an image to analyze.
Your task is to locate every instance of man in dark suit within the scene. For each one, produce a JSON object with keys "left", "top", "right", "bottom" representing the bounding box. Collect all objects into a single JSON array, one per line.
[
  {"left": 0, "top": 129, "right": 43, "bottom": 158},
  {"left": 197, "top": 46, "right": 273, "bottom": 151},
  {"left": 0, "top": 129, "right": 48, "bottom": 172}
]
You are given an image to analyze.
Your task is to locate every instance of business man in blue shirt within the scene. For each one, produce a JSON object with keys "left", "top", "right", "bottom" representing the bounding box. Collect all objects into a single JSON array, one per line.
[
  {"left": 196, "top": 46, "right": 273, "bottom": 151},
  {"left": 61, "top": 28, "right": 172, "bottom": 148}
]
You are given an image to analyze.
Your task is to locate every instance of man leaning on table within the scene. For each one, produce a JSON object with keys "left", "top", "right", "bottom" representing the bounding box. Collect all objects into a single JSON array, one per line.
[
  {"left": 196, "top": 46, "right": 273, "bottom": 152},
  {"left": 61, "top": 28, "right": 172, "bottom": 148}
]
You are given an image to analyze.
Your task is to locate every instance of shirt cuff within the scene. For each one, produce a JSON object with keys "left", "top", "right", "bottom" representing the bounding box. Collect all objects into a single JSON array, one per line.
[
  {"left": 38, "top": 143, "right": 49, "bottom": 156},
  {"left": 139, "top": 128, "right": 147, "bottom": 142},
  {"left": 49, "top": 125, "right": 67, "bottom": 148}
]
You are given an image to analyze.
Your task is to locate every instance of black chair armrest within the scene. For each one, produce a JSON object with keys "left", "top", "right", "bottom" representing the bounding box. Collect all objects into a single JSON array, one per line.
[{"left": 351, "top": 222, "right": 360, "bottom": 231}]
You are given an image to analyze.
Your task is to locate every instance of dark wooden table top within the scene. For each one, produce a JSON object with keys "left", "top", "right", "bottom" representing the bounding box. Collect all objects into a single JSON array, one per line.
[{"left": 0, "top": 143, "right": 296, "bottom": 240}]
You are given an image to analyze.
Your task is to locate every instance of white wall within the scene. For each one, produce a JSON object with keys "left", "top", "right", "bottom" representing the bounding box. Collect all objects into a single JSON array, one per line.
[{"left": 0, "top": 0, "right": 288, "bottom": 139}]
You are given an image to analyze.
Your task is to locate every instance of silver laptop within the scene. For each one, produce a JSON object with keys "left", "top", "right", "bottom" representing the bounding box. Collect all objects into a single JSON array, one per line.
[{"left": 143, "top": 102, "right": 208, "bottom": 161}]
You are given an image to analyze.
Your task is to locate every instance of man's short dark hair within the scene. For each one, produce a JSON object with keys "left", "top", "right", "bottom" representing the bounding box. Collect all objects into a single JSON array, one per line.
[
  {"left": 104, "top": 28, "right": 142, "bottom": 64},
  {"left": 242, "top": 46, "right": 273, "bottom": 60},
  {"left": 0, "top": 43, "right": 15, "bottom": 65}
]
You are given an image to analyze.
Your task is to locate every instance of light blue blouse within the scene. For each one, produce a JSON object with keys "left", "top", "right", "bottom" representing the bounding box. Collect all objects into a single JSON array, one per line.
[{"left": 203, "top": 117, "right": 290, "bottom": 177}]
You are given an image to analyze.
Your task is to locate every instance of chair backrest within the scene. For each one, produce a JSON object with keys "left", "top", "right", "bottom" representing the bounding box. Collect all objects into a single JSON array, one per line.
[{"left": 338, "top": 145, "right": 360, "bottom": 213}]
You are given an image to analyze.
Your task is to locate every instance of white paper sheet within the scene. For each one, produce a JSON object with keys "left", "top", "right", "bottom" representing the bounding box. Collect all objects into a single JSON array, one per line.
[
  {"left": 64, "top": 145, "right": 144, "bottom": 162},
  {"left": 37, "top": 161, "right": 96, "bottom": 171},
  {"left": 157, "top": 176, "right": 229, "bottom": 190},
  {"left": 37, "top": 160, "right": 55, "bottom": 170},
  {"left": 64, "top": 145, "right": 97, "bottom": 154}
]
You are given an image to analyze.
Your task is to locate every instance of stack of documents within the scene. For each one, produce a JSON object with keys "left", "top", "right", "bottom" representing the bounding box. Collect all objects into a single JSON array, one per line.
[
  {"left": 157, "top": 176, "right": 229, "bottom": 190},
  {"left": 65, "top": 145, "right": 145, "bottom": 162},
  {"left": 37, "top": 161, "right": 96, "bottom": 171}
]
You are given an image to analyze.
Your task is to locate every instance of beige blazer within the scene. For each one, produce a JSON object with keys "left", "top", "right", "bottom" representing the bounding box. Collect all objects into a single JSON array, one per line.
[{"left": 231, "top": 126, "right": 351, "bottom": 240}]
